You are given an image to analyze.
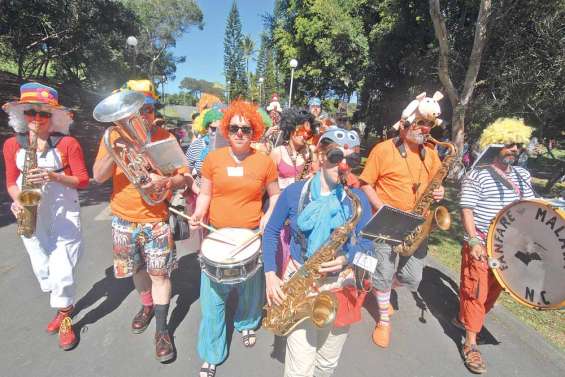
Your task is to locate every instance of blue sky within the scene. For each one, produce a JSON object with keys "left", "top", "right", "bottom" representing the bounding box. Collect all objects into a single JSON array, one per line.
[{"left": 164, "top": 0, "right": 275, "bottom": 94}]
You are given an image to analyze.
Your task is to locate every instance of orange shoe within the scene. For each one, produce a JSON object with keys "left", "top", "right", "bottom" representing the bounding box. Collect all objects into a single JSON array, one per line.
[
  {"left": 58, "top": 317, "right": 78, "bottom": 350},
  {"left": 372, "top": 322, "right": 391, "bottom": 348},
  {"left": 388, "top": 305, "right": 395, "bottom": 317}
]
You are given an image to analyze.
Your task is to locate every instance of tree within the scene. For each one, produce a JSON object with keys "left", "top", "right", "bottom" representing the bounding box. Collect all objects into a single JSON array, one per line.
[
  {"left": 224, "top": 1, "right": 248, "bottom": 99},
  {"left": 242, "top": 34, "right": 256, "bottom": 77},
  {"left": 119, "top": 0, "right": 203, "bottom": 80},
  {"left": 179, "top": 77, "right": 225, "bottom": 99},
  {"left": 163, "top": 91, "right": 197, "bottom": 106},
  {"left": 429, "top": 0, "right": 492, "bottom": 151}
]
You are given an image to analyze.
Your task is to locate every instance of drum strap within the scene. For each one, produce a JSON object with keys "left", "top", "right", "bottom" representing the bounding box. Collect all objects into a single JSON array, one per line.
[{"left": 487, "top": 165, "right": 523, "bottom": 198}]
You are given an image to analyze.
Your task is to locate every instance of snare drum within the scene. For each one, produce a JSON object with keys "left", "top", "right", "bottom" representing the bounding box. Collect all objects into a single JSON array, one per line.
[
  {"left": 200, "top": 228, "right": 262, "bottom": 284},
  {"left": 486, "top": 199, "right": 565, "bottom": 309}
]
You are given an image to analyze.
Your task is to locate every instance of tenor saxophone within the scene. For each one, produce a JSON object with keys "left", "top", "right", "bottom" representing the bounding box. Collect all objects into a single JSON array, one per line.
[
  {"left": 393, "top": 136, "right": 458, "bottom": 256},
  {"left": 262, "top": 176, "right": 363, "bottom": 336},
  {"left": 17, "top": 130, "right": 42, "bottom": 238}
]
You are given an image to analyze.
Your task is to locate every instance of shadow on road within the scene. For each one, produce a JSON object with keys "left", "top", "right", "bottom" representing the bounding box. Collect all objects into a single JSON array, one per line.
[
  {"left": 72, "top": 266, "right": 134, "bottom": 333},
  {"left": 418, "top": 266, "right": 500, "bottom": 349},
  {"left": 168, "top": 253, "right": 202, "bottom": 335}
]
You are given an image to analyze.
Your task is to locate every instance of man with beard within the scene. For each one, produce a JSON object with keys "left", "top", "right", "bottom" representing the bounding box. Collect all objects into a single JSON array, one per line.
[
  {"left": 455, "top": 118, "right": 535, "bottom": 374},
  {"left": 359, "top": 92, "right": 445, "bottom": 348}
]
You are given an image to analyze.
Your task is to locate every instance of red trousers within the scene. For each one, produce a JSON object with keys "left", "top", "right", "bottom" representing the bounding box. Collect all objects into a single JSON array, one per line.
[{"left": 458, "top": 242, "right": 503, "bottom": 333}]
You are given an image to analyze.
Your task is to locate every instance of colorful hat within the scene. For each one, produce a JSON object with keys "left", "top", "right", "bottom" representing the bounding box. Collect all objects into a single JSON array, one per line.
[
  {"left": 124, "top": 79, "right": 159, "bottom": 105},
  {"left": 2, "top": 82, "right": 72, "bottom": 134},
  {"left": 308, "top": 97, "right": 322, "bottom": 107},
  {"left": 258, "top": 107, "right": 273, "bottom": 128},
  {"left": 479, "top": 117, "right": 533, "bottom": 149},
  {"left": 203, "top": 108, "right": 224, "bottom": 129},
  {"left": 197, "top": 93, "right": 222, "bottom": 112},
  {"left": 266, "top": 93, "right": 282, "bottom": 113}
]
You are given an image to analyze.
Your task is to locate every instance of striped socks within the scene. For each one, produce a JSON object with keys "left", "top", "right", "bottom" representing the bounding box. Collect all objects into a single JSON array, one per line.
[{"left": 376, "top": 290, "right": 391, "bottom": 326}]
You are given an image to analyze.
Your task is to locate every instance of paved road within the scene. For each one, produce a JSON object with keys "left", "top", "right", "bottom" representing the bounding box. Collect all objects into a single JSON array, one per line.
[{"left": 0, "top": 184, "right": 564, "bottom": 377}]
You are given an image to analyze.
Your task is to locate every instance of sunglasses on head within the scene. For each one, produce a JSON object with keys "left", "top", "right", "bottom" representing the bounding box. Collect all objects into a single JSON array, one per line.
[
  {"left": 24, "top": 109, "right": 52, "bottom": 118},
  {"left": 504, "top": 142, "right": 524, "bottom": 149},
  {"left": 229, "top": 125, "right": 253, "bottom": 135},
  {"left": 140, "top": 106, "right": 155, "bottom": 114}
]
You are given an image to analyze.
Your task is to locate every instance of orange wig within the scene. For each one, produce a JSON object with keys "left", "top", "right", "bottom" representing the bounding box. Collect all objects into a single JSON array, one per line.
[{"left": 220, "top": 100, "right": 265, "bottom": 142}]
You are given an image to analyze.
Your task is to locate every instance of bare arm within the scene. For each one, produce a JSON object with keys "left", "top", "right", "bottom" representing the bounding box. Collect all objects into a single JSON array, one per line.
[
  {"left": 461, "top": 207, "right": 486, "bottom": 260},
  {"left": 189, "top": 177, "right": 212, "bottom": 227},
  {"left": 93, "top": 154, "right": 115, "bottom": 183},
  {"left": 360, "top": 183, "right": 385, "bottom": 211}
]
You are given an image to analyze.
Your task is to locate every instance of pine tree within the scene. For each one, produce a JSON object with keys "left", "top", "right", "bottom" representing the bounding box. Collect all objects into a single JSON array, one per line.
[{"left": 224, "top": 1, "right": 247, "bottom": 100}]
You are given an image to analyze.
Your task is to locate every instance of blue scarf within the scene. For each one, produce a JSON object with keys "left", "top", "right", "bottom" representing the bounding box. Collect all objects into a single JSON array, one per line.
[
  {"left": 199, "top": 135, "right": 211, "bottom": 161},
  {"left": 297, "top": 172, "right": 350, "bottom": 258}
]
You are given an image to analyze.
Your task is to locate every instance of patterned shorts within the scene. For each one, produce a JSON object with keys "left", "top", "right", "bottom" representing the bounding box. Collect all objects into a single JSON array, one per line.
[{"left": 111, "top": 216, "right": 177, "bottom": 279}]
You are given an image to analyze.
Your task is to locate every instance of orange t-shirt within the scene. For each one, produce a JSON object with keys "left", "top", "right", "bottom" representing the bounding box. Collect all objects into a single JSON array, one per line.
[
  {"left": 95, "top": 127, "right": 188, "bottom": 222},
  {"left": 201, "top": 147, "right": 278, "bottom": 229},
  {"left": 359, "top": 138, "right": 441, "bottom": 212}
]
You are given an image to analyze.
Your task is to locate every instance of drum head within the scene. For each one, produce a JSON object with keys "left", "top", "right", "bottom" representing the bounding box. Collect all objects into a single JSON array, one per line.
[
  {"left": 487, "top": 199, "right": 565, "bottom": 309},
  {"left": 201, "top": 228, "right": 261, "bottom": 264}
]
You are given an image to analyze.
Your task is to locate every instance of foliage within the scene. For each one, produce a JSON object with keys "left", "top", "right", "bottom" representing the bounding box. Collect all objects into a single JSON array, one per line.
[
  {"left": 271, "top": 0, "right": 369, "bottom": 104},
  {"left": 163, "top": 91, "right": 198, "bottom": 106},
  {"left": 179, "top": 77, "right": 225, "bottom": 99},
  {"left": 224, "top": 1, "right": 248, "bottom": 99},
  {"left": 118, "top": 0, "right": 203, "bottom": 81}
]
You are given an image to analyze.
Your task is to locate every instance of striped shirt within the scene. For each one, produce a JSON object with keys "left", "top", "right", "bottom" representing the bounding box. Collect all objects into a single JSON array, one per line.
[
  {"left": 459, "top": 166, "right": 536, "bottom": 238},
  {"left": 185, "top": 137, "right": 207, "bottom": 186}
]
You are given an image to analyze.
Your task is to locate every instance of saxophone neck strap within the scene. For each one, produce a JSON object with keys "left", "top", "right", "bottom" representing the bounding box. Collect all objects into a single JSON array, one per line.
[{"left": 394, "top": 136, "right": 426, "bottom": 161}]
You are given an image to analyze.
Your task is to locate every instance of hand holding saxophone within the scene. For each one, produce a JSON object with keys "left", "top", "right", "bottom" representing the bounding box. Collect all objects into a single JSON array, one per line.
[
  {"left": 265, "top": 271, "right": 286, "bottom": 306},
  {"left": 26, "top": 168, "right": 57, "bottom": 185},
  {"left": 318, "top": 255, "right": 347, "bottom": 273},
  {"left": 432, "top": 185, "right": 445, "bottom": 202}
]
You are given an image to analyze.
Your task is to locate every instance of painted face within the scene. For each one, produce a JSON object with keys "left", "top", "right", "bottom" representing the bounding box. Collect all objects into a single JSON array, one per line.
[
  {"left": 405, "top": 120, "right": 432, "bottom": 145},
  {"left": 291, "top": 121, "right": 313, "bottom": 147},
  {"left": 309, "top": 105, "right": 321, "bottom": 118},
  {"left": 227, "top": 115, "right": 253, "bottom": 150},
  {"left": 140, "top": 104, "right": 155, "bottom": 125}
]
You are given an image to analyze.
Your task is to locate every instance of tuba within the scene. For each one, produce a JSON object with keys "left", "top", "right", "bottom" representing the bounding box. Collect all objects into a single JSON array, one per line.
[
  {"left": 393, "top": 136, "right": 458, "bottom": 256},
  {"left": 17, "top": 130, "right": 42, "bottom": 238},
  {"left": 262, "top": 175, "right": 363, "bottom": 336},
  {"left": 93, "top": 90, "right": 181, "bottom": 205}
]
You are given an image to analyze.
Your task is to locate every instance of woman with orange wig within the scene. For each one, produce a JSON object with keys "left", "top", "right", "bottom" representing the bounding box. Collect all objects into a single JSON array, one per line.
[{"left": 190, "top": 100, "right": 280, "bottom": 377}]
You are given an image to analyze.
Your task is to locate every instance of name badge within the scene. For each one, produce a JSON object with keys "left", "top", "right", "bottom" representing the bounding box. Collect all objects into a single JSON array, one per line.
[
  {"left": 227, "top": 166, "right": 244, "bottom": 176},
  {"left": 353, "top": 252, "right": 378, "bottom": 273}
]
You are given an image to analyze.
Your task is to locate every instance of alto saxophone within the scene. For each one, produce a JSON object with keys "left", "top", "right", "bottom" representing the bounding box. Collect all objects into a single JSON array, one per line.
[
  {"left": 296, "top": 148, "right": 312, "bottom": 181},
  {"left": 262, "top": 176, "right": 363, "bottom": 336},
  {"left": 17, "top": 130, "right": 42, "bottom": 238},
  {"left": 393, "top": 136, "right": 458, "bottom": 256}
]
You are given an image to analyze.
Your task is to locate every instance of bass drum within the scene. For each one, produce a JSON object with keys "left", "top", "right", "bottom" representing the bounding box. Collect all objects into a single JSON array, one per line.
[{"left": 486, "top": 199, "right": 565, "bottom": 309}]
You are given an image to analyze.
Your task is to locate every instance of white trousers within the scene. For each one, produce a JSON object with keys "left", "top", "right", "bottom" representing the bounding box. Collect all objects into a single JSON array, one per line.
[
  {"left": 21, "top": 187, "right": 83, "bottom": 308},
  {"left": 284, "top": 321, "right": 349, "bottom": 377}
]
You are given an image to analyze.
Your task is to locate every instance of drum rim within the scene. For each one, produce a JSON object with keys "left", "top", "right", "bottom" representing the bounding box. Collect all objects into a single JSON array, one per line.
[
  {"left": 486, "top": 199, "right": 565, "bottom": 310},
  {"left": 201, "top": 227, "right": 261, "bottom": 265},
  {"left": 200, "top": 258, "right": 262, "bottom": 284}
]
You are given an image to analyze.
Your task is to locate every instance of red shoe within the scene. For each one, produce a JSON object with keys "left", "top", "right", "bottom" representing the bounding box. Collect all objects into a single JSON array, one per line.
[
  {"left": 46, "top": 308, "right": 72, "bottom": 334},
  {"left": 58, "top": 317, "right": 78, "bottom": 350}
]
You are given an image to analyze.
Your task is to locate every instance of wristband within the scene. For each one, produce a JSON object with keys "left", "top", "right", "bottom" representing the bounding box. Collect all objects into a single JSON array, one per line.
[{"left": 468, "top": 236, "right": 482, "bottom": 247}]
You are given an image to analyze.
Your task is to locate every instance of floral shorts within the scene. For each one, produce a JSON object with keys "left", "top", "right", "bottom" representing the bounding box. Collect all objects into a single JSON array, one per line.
[{"left": 111, "top": 216, "right": 177, "bottom": 278}]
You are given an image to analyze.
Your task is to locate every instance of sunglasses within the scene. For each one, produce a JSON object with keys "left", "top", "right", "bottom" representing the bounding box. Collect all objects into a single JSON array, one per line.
[
  {"left": 504, "top": 143, "right": 524, "bottom": 149},
  {"left": 229, "top": 125, "right": 253, "bottom": 135},
  {"left": 24, "top": 109, "right": 52, "bottom": 118},
  {"left": 140, "top": 106, "right": 155, "bottom": 114},
  {"left": 294, "top": 125, "right": 313, "bottom": 140}
]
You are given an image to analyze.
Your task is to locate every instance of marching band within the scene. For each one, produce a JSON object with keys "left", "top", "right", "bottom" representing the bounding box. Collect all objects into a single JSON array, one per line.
[{"left": 2, "top": 80, "right": 564, "bottom": 377}]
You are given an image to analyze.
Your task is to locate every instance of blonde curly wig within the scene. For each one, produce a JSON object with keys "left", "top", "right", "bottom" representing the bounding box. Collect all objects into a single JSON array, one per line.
[{"left": 479, "top": 117, "right": 533, "bottom": 149}]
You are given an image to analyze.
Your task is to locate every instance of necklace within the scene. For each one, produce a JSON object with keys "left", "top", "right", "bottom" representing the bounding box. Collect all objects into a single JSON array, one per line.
[{"left": 402, "top": 149, "right": 424, "bottom": 197}]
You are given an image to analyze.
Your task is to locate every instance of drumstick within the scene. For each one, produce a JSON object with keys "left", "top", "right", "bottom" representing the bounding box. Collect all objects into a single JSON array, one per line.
[
  {"left": 168, "top": 207, "right": 217, "bottom": 234},
  {"left": 168, "top": 207, "right": 239, "bottom": 246},
  {"left": 230, "top": 231, "right": 263, "bottom": 258}
]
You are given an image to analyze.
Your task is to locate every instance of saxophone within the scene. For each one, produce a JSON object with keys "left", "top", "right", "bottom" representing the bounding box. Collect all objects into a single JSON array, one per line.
[
  {"left": 296, "top": 148, "right": 313, "bottom": 181},
  {"left": 17, "top": 130, "right": 42, "bottom": 238},
  {"left": 262, "top": 175, "right": 363, "bottom": 336},
  {"left": 393, "top": 136, "right": 458, "bottom": 256}
]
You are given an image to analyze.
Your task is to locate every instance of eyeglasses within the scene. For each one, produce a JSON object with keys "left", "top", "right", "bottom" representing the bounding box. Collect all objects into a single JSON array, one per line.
[
  {"left": 229, "top": 125, "right": 253, "bottom": 135},
  {"left": 294, "top": 125, "right": 313, "bottom": 140},
  {"left": 504, "top": 143, "right": 524, "bottom": 149},
  {"left": 24, "top": 109, "right": 52, "bottom": 118},
  {"left": 414, "top": 119, "right": 434, "bottom": 128},
  {"left": 140, "top": 106, "right": 154, "bottom": 114}
]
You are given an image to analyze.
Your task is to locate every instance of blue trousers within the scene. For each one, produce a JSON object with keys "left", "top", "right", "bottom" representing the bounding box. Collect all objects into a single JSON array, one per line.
[{"left": 197, "top": 269, "right": 265, "bottom": 364}]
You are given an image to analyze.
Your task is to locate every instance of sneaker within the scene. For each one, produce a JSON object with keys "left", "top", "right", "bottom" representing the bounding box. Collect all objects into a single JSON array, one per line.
[
  {"left": 131, "top": 305, "right": 154, "bottom": 334},
  {"left": 155, "top": 330, "right": 175, "bottom": 362},
  {"left": 372, "top": 322, "right": 391, "bottom": 348},
  {"left": 58, "top": 317, "right": 78, "bottom": 350},
  {"left": 47, "top": 308, "right": 72, "bottom": 334}
]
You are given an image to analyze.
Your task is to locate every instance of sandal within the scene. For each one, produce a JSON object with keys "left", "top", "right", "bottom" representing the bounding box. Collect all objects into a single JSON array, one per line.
[
  {"left": 199, "top": 362, "right": 216, "bottom": 377},
  {"left": 461, "top": 344, "right": 487, "bottom": 374},
  {"left": 242, "top": 329, "right": 256, "bottom": 348}
]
